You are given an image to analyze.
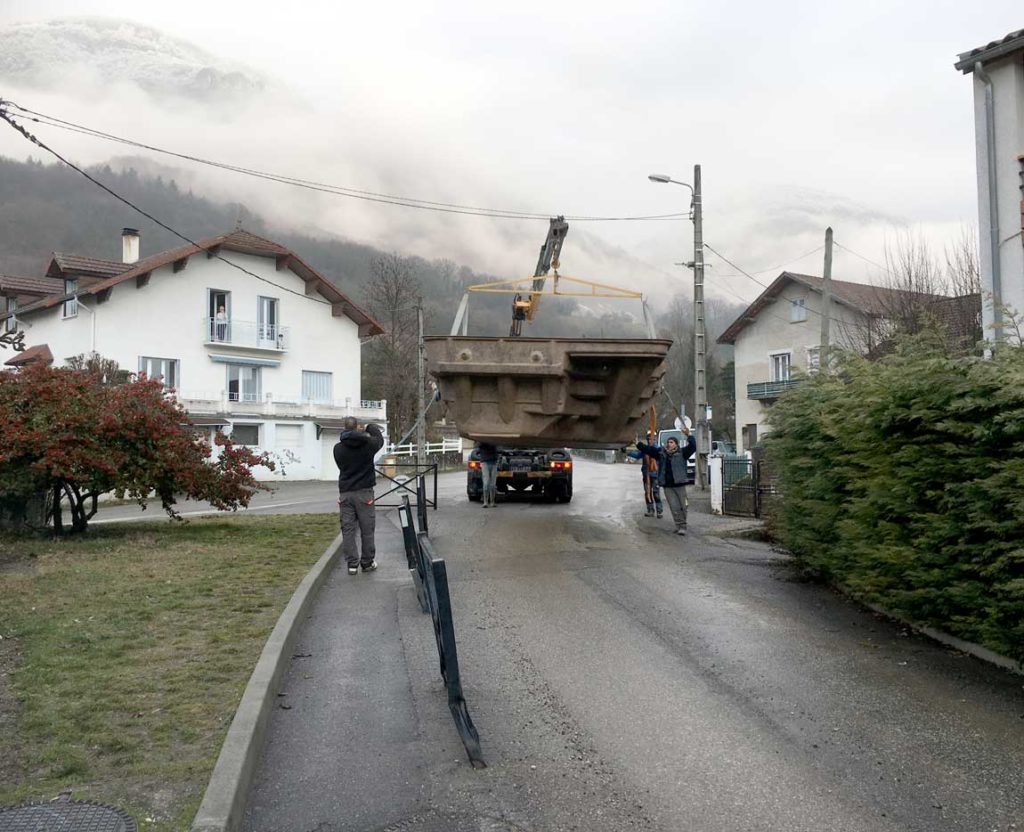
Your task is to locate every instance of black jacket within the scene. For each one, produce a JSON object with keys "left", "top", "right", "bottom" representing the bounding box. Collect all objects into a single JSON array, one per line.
[
  {"left": 334, "top": 424, "right": 385, "bottom": 492},
  {"left": 477, "top": 442, "right": 498, "bottom": 463}
]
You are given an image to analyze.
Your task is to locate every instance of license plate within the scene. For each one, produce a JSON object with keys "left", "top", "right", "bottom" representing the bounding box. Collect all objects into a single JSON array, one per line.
[{"left": 511, "top": 461, "right": 531, "bottom": 472}]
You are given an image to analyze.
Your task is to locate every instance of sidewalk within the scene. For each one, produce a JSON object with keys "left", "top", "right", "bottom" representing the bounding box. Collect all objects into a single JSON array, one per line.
[{"left": 239, "top": 515, "right": 444, "bottom": 832}]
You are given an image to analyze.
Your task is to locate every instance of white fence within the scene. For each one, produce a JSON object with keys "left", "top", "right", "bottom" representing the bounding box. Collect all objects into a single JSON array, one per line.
[{"left": 383, "top": 438, "right": 464, "bottom": 457}]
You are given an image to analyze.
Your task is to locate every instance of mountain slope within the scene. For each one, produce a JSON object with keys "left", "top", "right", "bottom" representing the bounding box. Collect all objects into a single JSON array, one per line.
[{"left": 0, "top": 17, "right": 267, "bottom": 101}]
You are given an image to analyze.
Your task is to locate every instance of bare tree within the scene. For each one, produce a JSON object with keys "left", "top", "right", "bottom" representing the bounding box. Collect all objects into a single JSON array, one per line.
[
  {"left": 879, "top": 229, "right": 946, "bottom": 337},
  {"left": 846, "top": 228, "right": 981, "bottom": 356},
  {"left": 65, "top": 352, "right": 132, "bottom": 385},
  {"left": 940, "top": 225, "right": 983, "bottom": 350},
  {"left": 362, "top": 254, "right": 423, "bottom": 440},
  {"left": 944, "top": 226, "right": 981, "bottom": 298}
]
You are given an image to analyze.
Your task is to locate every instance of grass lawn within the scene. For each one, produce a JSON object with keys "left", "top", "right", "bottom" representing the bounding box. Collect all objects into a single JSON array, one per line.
[{"left": 0, "top": 514, "right": 339, "bottom": 830}]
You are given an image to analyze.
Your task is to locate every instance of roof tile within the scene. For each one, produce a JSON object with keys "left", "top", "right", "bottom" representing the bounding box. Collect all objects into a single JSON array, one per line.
[{"left": 0, "top": 274, "right": 64, "bottom": 296}]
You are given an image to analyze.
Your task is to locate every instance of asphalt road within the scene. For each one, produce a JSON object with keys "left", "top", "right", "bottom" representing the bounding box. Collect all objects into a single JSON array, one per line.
[{"left": 234, "top": 460, "right": 1022, "bottom": 832}]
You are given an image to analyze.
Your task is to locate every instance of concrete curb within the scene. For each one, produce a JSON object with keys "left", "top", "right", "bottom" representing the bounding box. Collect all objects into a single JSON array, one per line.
[
  {"left": 860, "top": 599, "right": 1023, "bottom": 676},
  {"left": 190, "top": 529, "right": 344, "bottom": 832}
]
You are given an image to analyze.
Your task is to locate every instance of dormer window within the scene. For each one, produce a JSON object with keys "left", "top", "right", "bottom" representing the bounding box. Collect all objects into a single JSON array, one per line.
[
  {"left": 790, "top": 298, "right": 807, "bottom": 323},
  {"left": 62, "top": 278, "right": 78, "bottom": 319}
]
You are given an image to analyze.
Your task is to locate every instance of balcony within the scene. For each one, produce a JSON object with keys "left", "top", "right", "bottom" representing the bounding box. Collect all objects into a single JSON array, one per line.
[
  {"left": 203, "top": 318, "right": 290, "bottom": 351},
  {"left": 177, "top": 390, "right": 387, "bottom": 423},
  {"left": 747, "top": 379, "right": 803, "bottom": 400}
]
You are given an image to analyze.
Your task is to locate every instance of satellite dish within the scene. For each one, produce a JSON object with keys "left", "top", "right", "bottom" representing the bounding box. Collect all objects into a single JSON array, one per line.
[{"left": 674, "top": 416, "right": 692, "bottom": 431}]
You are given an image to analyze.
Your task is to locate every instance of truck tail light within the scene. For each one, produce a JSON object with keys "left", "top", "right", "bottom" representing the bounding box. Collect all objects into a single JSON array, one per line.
[
  {"left": 468, "top": 460, "right": 481, "bottom": 470},
  {"left": 550, "top": 460, "right": 572, "bottom": 470}
]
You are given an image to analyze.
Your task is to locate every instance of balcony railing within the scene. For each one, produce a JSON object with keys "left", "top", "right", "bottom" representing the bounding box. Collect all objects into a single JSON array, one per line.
[
  {"left": 747, "top": 379, "right": 803, "bottom": 400},
  {"left": 204, "top": 318, "right": 290, "bottom": 350},
  {"left": 177, "top": 390, "right": 387, "bottom": 421}
]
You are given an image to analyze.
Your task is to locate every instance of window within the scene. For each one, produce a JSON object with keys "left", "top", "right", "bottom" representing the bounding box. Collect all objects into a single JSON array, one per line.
[
  {"left": 790, "top": 298, "right": 807, "bottom": 322},
  {"left": 3, "top": 297, "right": 15, "bottom": 333},
  {"left": 301, "top": 370, "right": 333, "bottom": 403},
  {"left": 770, "top": 351, "right": 791, "bottom": 382},
  {"left": 62, "top": 279, "right": 78, "bottom": 318},
  {"left": 139, "top": 356, "right": 179, "bottom": 388},
  {"left": 806, "top": 346, "right": 821, "bottom": 373},
  {"left": 275, "top": 423, "right": 303, "bottom": 449},
  {"left": 231, "top": 424, "right": 260, "bottom": 446},
  {"left": 227, "top": 364, "right": 261, "bottom": 402}
]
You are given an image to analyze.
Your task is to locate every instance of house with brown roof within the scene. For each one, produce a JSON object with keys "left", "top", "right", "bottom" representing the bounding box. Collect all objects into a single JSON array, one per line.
[
  {"left": 955, "top": 28, "right": 1024, "bottom": 344},
  {"left": 0, "top": 273, "right": 64, "bottom": 335},
  {"left": 1, "top": 227, "right": 386, "bottom": 480},
  {"left": 716, "top": 271, "right": 961, "bottom": 452}
]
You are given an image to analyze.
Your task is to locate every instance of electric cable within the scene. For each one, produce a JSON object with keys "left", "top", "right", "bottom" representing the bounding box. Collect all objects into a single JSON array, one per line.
[
  {"left": 703, "top": 242, "right": 855, "bottom": 328},
  {"left": 0, "top": 106, "right": 335, "bottom": 306},
  {"left": 2, "top": 99, "right": 689, "bottom": 223}
]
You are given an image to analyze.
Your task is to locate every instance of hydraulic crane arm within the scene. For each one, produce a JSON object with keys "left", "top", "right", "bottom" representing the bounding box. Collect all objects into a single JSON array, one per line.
[{"left": 510, "top": 216, "right": 569, "bottom": 336}]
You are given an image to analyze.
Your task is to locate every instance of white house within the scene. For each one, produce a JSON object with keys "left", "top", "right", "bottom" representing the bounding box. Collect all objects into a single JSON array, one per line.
[
  {"left": 716, "top": 272, "right": 971, "bottom": 453},
  {"left": 1, "top": 227, "right": 386, "bottom": 480},
  {"left": 955, "top": 29, "right": 1024, "bottom": 342}
]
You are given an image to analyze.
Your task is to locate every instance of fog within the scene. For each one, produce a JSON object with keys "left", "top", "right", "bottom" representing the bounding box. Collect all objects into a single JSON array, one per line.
[{"left": 0, "top": 3, "right": 1019, "bottom": 305}]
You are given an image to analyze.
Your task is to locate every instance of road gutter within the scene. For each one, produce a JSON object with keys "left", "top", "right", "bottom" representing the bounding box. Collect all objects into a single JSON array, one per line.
[
  {"left": 190, "top": 529, "right": 344, "bottom": 832},
  {"left": 859, "top": 598, "right": 1022, "bottom": 676}
]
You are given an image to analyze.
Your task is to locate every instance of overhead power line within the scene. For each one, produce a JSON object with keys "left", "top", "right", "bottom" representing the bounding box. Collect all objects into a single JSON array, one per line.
[
  {"left": 703, "top": 242, "right": 853, "bottom": 328},
  {"left": 1, "top": 99, "right": 689, "bottom": 223},
  {"left": 0, "top": 106, "right": 332, "bottom": 305},
  {"left": 832, "top": 241, "right": 893, "bottom": 275}
]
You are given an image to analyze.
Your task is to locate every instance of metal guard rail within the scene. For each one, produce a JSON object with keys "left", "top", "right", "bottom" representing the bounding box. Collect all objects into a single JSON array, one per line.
[{"left": 398, "top": 495, "right": 484, "bottom": 768}]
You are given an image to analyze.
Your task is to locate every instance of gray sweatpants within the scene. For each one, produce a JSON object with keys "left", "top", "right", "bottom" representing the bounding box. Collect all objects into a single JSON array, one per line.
[
  {"left": 663, "top": 485, "right": 687, "bottom": 530},
  {"left": 339, "top": 488, "right": 376, "bottom": 566}
]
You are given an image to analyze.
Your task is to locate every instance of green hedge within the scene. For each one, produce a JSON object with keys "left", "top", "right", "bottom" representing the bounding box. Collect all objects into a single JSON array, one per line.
[{"left": 764, "top": 336, "right": 1024, "bottom": 662}]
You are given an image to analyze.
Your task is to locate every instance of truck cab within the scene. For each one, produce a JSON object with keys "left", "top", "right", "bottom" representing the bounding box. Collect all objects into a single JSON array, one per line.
[{"left": 467, "top": 446, "right": 573, "bottom": 502}]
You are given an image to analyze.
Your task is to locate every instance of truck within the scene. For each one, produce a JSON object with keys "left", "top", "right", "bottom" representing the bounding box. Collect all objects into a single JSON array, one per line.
[{"left": 467, "top": 446, "right": 573, "bottom": 503}]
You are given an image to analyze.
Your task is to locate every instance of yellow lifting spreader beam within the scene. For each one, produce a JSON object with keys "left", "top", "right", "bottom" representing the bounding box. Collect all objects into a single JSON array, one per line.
[
  {"left": 446, "top": 216, "right": 658, "bottom": 338},
  {"left": 465, "top": 273, "right": 644, "bottom": 300}
]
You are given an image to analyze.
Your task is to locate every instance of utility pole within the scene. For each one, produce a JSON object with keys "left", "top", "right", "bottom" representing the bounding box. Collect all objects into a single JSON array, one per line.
[
  {"left": 692, "top": 164, "right": 708, "bottom": 490},
  {"left": 819, "top": 227, "right": 833, "bottom": 371},
  {"left": 416, "top": 304, "right": 426, "bottom": 468}
]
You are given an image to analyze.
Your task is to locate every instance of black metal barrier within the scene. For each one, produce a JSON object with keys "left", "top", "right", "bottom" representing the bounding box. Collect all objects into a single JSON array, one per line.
[
  {"left": 373, "top": 461, "right": 438, "bottom": 510},
  {"left": 397, "top": 496, "right": 484, "bottom": 768}
]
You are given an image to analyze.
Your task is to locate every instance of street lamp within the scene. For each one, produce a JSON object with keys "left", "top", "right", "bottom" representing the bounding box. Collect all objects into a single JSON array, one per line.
[{"left": 649, "top": 164, "right": 708, "bottom": 490}]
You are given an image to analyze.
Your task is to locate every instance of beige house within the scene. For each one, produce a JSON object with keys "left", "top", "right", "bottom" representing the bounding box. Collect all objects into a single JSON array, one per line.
[{"left": 716, "top": 271, "right": 963, "bottom": 453}]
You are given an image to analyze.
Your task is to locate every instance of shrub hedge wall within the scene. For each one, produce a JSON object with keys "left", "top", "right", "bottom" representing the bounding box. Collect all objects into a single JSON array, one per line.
[{"left": 764, "top": 335, "right": 1024, "bottom": 662}]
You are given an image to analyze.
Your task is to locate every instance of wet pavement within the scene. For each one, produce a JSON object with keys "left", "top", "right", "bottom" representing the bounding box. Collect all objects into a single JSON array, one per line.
[{"left": 237, "top": 460, "right": 1023, "bottom": 832}]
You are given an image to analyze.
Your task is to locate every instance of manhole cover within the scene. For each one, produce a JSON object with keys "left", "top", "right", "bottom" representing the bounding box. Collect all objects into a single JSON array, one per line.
[{"left": 0, "top": 799, "right": 137, "bottom": 831}]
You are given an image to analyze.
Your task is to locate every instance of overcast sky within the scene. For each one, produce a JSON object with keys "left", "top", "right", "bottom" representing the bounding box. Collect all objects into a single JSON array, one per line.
[{"left": 0, "top": 1, "right": 1020, "bottom": 306}]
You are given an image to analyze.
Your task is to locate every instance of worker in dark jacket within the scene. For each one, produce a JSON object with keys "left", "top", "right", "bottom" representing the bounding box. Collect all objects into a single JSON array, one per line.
[
  {"left": 333, "top": 417, "right": 385, "bottom": 575},
  {"left": 637, "top": 428, "right": 697, "bottom": 535}
]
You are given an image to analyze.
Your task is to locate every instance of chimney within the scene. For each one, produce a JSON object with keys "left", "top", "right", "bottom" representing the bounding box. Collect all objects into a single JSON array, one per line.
[{"left": 122, "top": 228, "right": 140, "bottom": 264}]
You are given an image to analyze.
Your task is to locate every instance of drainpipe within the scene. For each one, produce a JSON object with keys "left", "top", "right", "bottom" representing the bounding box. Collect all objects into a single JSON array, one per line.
[
  {"left": 975, "top": 61, "right": 1003, "bottom": 341},
  {"left": 76, "top": 296, "right": 96, "bottom": 354}
]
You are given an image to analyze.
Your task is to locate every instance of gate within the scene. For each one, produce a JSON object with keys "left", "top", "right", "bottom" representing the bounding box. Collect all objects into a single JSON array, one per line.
[{"left": 722, "top": 457, "right": 777, "bottom": 518}]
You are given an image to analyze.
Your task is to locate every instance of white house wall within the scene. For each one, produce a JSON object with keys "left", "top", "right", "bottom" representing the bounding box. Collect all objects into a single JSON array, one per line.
[
  {"left": 17, "top": 249, "right": 373, "bottom": 481},
  {"left": 732, "top": 284, "right": 866, "bottom": 453},
  {"left": 972, "top": 56, "right": 1024, "bottom": 339}
]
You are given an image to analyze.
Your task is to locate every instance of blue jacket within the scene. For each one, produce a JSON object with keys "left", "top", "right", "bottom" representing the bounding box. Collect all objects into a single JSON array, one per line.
[
  {"left": 625, "top": 448, "right": 658, "bottom": 482},
  {"left": 636, "top": 435, "right": 696, "bottom": 487}
]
